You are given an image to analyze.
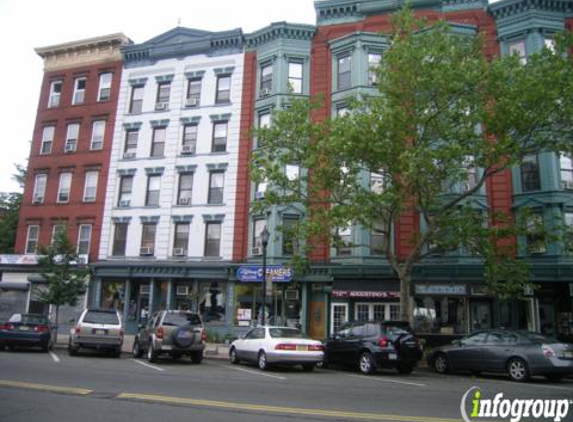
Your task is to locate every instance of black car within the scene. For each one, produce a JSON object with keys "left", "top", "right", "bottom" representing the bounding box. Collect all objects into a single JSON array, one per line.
[
  {"left": 0, "top": 313, "right": 54, "bottom": 352},
  {"left": 323, "top": 321, "right": 423, "bottom": 374},
  {"left": 429, "top": 329, "right": 573, "bottom": 382}
]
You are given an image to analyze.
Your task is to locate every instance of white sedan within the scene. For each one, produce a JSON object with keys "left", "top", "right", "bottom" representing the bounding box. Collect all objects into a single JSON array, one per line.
[{"left": 229, "top": 326, "right": 324, "bottom": 371}]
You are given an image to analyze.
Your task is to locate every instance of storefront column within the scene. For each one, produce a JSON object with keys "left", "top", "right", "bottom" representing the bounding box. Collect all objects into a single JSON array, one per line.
[
  {"left": 166, "top": 279, "right": 173, "bottom": 309},
  {"left": 301, "top": 283, "right": 309, "bottom": 333},
  {"left": 123, "top": 279, "right": 132, "bottom": 323},
  {"left": 91, "top": 277, "right": 102, "bottom": 308},
  {"left": 226, "top": 281, "right": 235, "bottom": 324},
  {"left": 148, "top": 279, "right": 156, "bottom": 313}
]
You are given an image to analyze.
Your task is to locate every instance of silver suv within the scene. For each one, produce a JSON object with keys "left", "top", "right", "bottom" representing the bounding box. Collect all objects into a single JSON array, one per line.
[
  {"left": 132, "top": 310, "right": 205, "bottom": 364},
  {"left": 68, "top": 308, "right": 124, "bottom": 357}
]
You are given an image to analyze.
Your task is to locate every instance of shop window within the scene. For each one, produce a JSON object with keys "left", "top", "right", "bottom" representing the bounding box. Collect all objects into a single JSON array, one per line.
[
  {"left": 101, "top": 281, "right": 124, "bottom": 312},
  {"left": 414, "top": 296, "right": 467, "bottom": 334},
  {"left": 198, "top": 282, "right": 225, "bottom": 323},
  {"left": 520, "top": 154, "right": 540, "bottom": 192}
]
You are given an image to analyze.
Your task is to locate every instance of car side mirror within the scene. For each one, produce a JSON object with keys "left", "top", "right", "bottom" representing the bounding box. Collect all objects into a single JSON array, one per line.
[{"left": 453, "top": 339, "right": 462, "bottom": 347}]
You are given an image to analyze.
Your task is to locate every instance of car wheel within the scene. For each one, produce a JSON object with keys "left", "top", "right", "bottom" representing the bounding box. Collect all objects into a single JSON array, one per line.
[
  {"left": 433, "top": 353, "right": 449, "bottom": 374},
  {"left": 113, "top": 347, "right": 122, "bottom": 358},
  {"left": 190, "top": 351, "right": 203, "bottom": 364},
  {"left": 507, "top": 358, "right": 529, "bottom": 382},
  {"left": 302, "top": 364, "right": 315, "bottom": 372},
  {"left": 545, "top": 374, "right": 564, "bottom": 382},
  {"left": 358, "top": 352, "right": 376, "bottom": 375},
  {"left": 132, "top": 340, "right": 143, "bottom": 359},
  {"left": 229, "top": 347, "right": 240, "bottom": 365},
  {"left": 258, "top": 351, "right": 269, "bottom": 371},
  {"left": 397, "top": 363, "right": 414, "bottom": 374},
  {"left": 147, "top": 343, "right": 158, "bottom": 363},
  {"left": 68, "top": 341, "right": 79, "bottom": 356}
]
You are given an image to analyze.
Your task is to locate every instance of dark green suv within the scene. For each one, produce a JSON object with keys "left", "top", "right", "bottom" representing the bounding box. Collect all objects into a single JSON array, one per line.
[{"left": 132, "top": 310, "right": 205, "bottom": 363}]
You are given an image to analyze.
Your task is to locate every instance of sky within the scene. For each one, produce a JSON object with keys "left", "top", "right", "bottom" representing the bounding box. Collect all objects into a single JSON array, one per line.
[{"left": 0, "top": 0, "right": 317, "bottom": 193}]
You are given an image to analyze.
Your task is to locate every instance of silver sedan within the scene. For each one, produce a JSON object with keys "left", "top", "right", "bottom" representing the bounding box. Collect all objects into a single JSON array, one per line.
[{"left": 229, "top": 326, "right": 324, "bottom": 372}]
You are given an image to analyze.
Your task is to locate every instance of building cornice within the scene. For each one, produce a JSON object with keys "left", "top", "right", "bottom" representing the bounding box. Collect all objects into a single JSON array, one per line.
[
  {"left": 35, "top": 33, "right": 132, "bottom": 72},
  {"left": 245, "top": 22, "right": 316, "bottom": 49},
  {"left": 489, "top": 0, "right": 573, "bottom": 20}
]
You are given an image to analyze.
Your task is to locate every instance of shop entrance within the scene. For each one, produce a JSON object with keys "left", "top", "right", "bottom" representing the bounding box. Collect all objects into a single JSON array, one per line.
[{"left": 309, "top": 301, "right": 325, "bottom": 339}]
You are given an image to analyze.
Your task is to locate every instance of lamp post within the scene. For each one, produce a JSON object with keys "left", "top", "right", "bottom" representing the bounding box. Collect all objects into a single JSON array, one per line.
[{"left": 261, "top": 226, "right": 270, "bottom": 326}]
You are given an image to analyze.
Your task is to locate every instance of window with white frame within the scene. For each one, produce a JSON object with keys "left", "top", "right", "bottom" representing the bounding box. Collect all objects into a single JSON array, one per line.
[
  {"left": 508, "top": 40, "right": 527, "bottom": 64},
  {"left": 560, "top": 153, "right": 573, "bottom": 190},
  {"left": 65, "top": 123, "right": 80, "bottom": 152},
  {"left": 285, "top": 164, "right": 299, "bottom": 181},
  {"left": 173, "top": 223, "right": 190, "bottom": 255},
  {"left": 204, "top": 222, "right": 222, "bottom": 257},
  {"left": 98, "top": 72, "right": 112, "bottom": 101},
  {"left": 72, "top": 77, "right": 86, "bottom": 105},
  {"left": 118, "top": 175, "right": 133, "bottom": 206},
  {"left": 151, "top": 127, "right": 166, "bottom": 157},
  {"left": 145, "top": 175, "right": 161, "bottom": 206},
  {"left": 51, "top": 223, "right": 66, "bottom": 245},
  {"left": 124, "top": 129, "right": 139, "bottom": 157},
  {"left": 288, "top": 61, "right": 303, "bottom": 94},
  {"left": 182, "top": 124, "right": 198, "bottom": 154},
  {"left": 208, "top": 171, "right": 225, "bottom": 204},
  {"left": 330, "top": 303, "right": 348, "bottom": 335},
  {"left": 77, "top": 224, "right": 92, "bottom": 255},
  {"left": 32, "top": 174, "right": 47, "bottom": 204},
  {"left": 260, "top": 62, "right": 273, "bottom": 95},
  {"left": 90, "top": 120, "right": 105, "bottom": 150},
  {"left": 83, "top": 171, "right": 98, "bottom": 202},
  {"left": 25, "top": 225, "right": 40, "bottom": 254},
  {"left": 370, "top": 220, "right": 386, "bottom": 256},
  {"left": 186, "top": 78, "right": 201, "bottom": 107},
  {"left": 355, "top": 303, "right": 399, "bottom": 322},
  {"left": 521, "top": 154, "right": 541, "bottom": 192},
  {"left": 252, "top": 219, "right": 266, "bottom": 251},
  {"left": 57, "top": 172, "right": 72, "bottom": 203},
  {"left": 112, "top": 223, "right": 128, "bottom": 256},
  {"left": 212, "top": 121, "right": 228, "bottom": 152},
  {"left": 544, "top": 37, "right": 555, "bottom": 53},
  {"left": 368, "top": 52, "right": 382, "bottom": 86},
  {"left": 526, "top": 213, "right": 546, "bottom": 254},
  {"left": 48, "top": 80, "right": 62, "bottom": 108},
  {"left": 215, "top": 75, "right": 231, "bottom": 104},
  {"left": 282, "top": 215, "right": 300, "bottom": 256},
  {"left": 155, "top": 81, "right": 171, "bottom": 110},
  {"left": 129, "top": 85, "right": 144, "bottom": 114},
  {"left": 259, "top": 112, "right": 271, "bottom": 129},
  {"left": 40, "top": 126, "right": 55, "bottom": 155},
  {"left": 177, "top": 173, "right": 193, "bottom": 205},
  {"left": 337, "top": 54, "right": 351, "bottom": 91},
  {"left": 462, "top": 156, "right": 478, "bottom": 192},
  {"left": 336, "top": 225, "right": 352, "bottom": 256},
  {"left": 370, "top": 170, "right": 386, "bottom": 194},
  {"left": 140, "top": 223, "right": 156, "bottom": 255}
]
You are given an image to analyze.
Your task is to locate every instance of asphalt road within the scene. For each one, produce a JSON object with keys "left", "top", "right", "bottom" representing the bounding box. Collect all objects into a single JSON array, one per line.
[{"left": 0, "top": 349, "right": 572, "bottom": 422}]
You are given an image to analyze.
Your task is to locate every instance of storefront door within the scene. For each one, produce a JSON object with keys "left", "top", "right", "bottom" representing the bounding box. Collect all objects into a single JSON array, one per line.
[{"left": 309, "top": 301, "right": 325, "bottom": 340}]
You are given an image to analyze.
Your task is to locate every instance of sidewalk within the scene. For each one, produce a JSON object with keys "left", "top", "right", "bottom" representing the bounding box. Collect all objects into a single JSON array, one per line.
[{"left": 54, "top": 334, "right": 231, "bottom": 360}]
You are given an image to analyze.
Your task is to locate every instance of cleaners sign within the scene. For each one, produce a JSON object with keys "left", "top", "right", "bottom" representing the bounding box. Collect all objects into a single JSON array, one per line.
[{"left": 237, "top": 265, "right": 293, "bottom": 283}]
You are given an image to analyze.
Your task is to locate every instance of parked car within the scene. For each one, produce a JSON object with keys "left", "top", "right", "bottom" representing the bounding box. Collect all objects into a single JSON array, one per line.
[
  {"left": 0, "top": 313, "right": 54, "bottom": 352},
  {"left": 132, "top": 310, "right": 205, "bottom": 364},
  {"left": 323, "top": 320, "right": 423, "bottom": 375},
  {"left": 229, "top": 326, "right": 324, "bottom": 371},
  {"left": 429, "top": 329, "right": 573, "bottom": 382},
  {"left": 68, "top": 308, "right": 123, "bottom": 357}
]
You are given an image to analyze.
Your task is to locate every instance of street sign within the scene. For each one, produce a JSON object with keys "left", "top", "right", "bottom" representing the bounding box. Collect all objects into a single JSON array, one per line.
[{"left": 237, "top": 265, "right": 293, "bottom": 283}]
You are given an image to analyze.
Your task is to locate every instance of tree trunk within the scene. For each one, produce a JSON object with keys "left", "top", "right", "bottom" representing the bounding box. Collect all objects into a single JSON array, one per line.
[
  {"left": 54, "top": 305, "right": 60, "bottom": 344},
  {"left": 399, "top": 272, "right": 413, "bottom": 325}
]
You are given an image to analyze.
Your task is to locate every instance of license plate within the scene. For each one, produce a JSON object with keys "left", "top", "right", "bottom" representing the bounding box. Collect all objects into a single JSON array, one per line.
[
  {"left": 297, "top": 345, "right": 307, "bottom": 351},
  {"left": 563, "top": 351, "right": 573, "bottom": 358},
  {"left": 95, "top": 329, "right": 106, "bottom": 335},
  {"left": 19, "top": 326, "right": 29, "bottom": 331},
  {"left": 389, "top": 353, "right": 397, "bottom": 360}
]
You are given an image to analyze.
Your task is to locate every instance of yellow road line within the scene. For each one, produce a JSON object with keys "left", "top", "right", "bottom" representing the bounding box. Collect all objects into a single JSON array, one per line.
[
  {"left": 0, "top": 380, "right": 93, "bottom": 395},
  {"left": 117, "top": 392, "right": 460, "bottom": 422}
]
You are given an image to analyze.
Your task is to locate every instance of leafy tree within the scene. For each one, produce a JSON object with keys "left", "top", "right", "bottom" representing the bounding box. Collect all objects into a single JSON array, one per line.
[
  {"left": 12, "top": 162, "right": 27, "bottom": 190},
  {"left": 36, "top": 226, "right": 89, "bottom": 341},
  {"left": 252, "top": 7, "right": 573, "bottom": 323},
  {"left": 0, "top": 193, "right": 21, "bottom": 253}
]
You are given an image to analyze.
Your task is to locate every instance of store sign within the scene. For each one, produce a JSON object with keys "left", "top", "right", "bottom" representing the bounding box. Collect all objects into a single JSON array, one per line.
[
  {"left": 237, "top": 265, "right": 293, "bottom": 283},
  {"left": 0, "top": 255, "right": 39, "bottom": 265},
  {"left": 415, "top": 284, "right": 466, "bottom": 295},
  {"left": 332, "top": 290, "right": 400, "bottom": 299}
]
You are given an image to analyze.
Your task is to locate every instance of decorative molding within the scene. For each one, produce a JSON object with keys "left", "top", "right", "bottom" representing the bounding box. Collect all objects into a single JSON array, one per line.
[
  {"left": 206, "top": 163, "right": 229, "bottom": 171},
  {"left": 144, "top": 167, "right": 165, "bottom": 175},
  {"left": 155, "top": 74, "right": 175, "bottom": 83},
  {"left": 209, "top": 113, "right": 232, "bottom": 122},
  {"left": 150, "top": 119, "right": 170, "bottom": 128},
  {"left": 128, "top": 77, "right": 148, "bottom": 86},
  {"left": 180, "top": 116, "right": 201, "bottom": 125},
  {"left": 139, "top": 216, "right": 161, "bottom": 223},
  {"left": 246, "top": 22, "right": 316, "bottom": 48},
  {"left": 185, "top": 70, "right": 206, "bottom": 79},
  {"left": 175, "top": 165, "right": 198, "bottom": 173},
  {"left": 214, "top": 66, "right": 235, "bottom": 75},
  {"left": 111, "top": 217, "right": 132, "bottom": 223},
  {"left": 117, "top": 168, "right": 137, "bottom": 176},
  {"left": 202, "top": 214, "right": 226, "bottom": 223},
  {"left": 172, "top": 215, "right": 194, "bottom": 222},
  {"left": 123, "top": 122, "right": 143, "bottom": 130}
]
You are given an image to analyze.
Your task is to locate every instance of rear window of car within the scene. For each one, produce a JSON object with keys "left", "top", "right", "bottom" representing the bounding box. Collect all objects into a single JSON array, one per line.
[
  {"left": 269, "top": 328, "right": 309, "bottom": 339},
  {"left": 522, "top": 332, "right": 558, "bottom": 344},
  {"left": 383, "top": 325, "right": 412, "bottom": 339},
  {"left": 20, "top": 315, "right": 49, "bottom": 324},
  {"left": 163, "top": 312, "right": 201, "bottom": 326},
  {"left": 82, "top": 311, "right": 119, "bottom": 324}
]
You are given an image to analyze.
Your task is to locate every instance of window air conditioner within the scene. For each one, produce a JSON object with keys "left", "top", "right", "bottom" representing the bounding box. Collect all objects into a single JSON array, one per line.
[
  {"left": 185, "top": 97, "right": 198, "bottom": 107},
  {"left": 140, "top": 285, "right": 150, "bottom": 295},
  {"left": 261, "top": 87, "right": 271, "bottom": 96},
  {"left": 285, "top": 290, "right": 299, "bottom": 300},
  {"left": 173, "top": 247, "right": 186, "bottom": 257},
  {"left": 181, "top": 145, "right": 193, "bottom": 154},
  {"left": 139, "top": 247, "right": 154, "bottom": 256},
  {"left": 119, "top": 199, "right": 131, "bottom": 207},
  {"left": 255, "top": 191, "right": 265, "bottom": 200},
  {"left": 176, "top": 285, "right": 189, "bottom": 296},
  {"left": 32, "top": 196, "right": 43, "bottom": 204},
  {"left": 178, "top": 197, "right": 190, "bottom": 205},
  {"left": 251, "top": 246, "right": 263, "bottom": 256},
  {"left": 65, "top": 144, "right": 75, "bottom": 153},
  {"left": 58, "top": 193, "right": 69, "bottom": 202},
  {"left": 564, "top": 180, "right": 573, "bottom": 190},
  {"left": 123, "top": 151, "right": 136, "bottom": 159},
  {"left": 155, "top": 102, "right": 168, "bottom": 110}
]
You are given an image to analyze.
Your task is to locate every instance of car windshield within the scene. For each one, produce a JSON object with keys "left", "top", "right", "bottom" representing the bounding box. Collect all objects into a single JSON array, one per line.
[
  {"left": 269, "top": 328, "right": 309, "bottom": 339},
  {"left": 20, "top": 314, "right": 49, "bottom": 324},
  {"left": 163, "top": 312, "right": 201, "bottom": 326},
  {"left": 522, "top": 332, "right": 559, "bottom": 344},
  {"left": 83, "top": 311, "right": 119, "bottom": 324}
]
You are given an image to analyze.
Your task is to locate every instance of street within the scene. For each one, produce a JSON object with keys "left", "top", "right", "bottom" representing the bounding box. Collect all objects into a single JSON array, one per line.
[{"left": 0, "top": 349, "right": 572, "bottom": 422}]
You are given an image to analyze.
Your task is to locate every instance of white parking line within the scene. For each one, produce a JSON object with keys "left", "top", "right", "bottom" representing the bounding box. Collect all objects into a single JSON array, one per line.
[
  {"left": 49, "top": 351, "right": 60, "bottom": 363},
  {"left": 347, "top": 373, "right": 426, "bottom": 387},
  {"left": 131, "top": 359, "right": 164, "bottom": 372},
  {"left": 230, "top": 366, "right": 287, "bottom": 380}
]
